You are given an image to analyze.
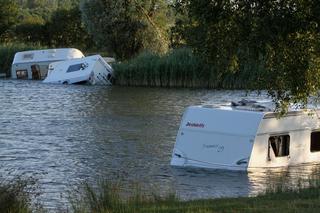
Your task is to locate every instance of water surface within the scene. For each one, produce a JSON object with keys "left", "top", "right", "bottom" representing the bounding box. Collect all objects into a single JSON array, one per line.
[{"left": 0, "top": 80, "right": 319, "bottom": 210}]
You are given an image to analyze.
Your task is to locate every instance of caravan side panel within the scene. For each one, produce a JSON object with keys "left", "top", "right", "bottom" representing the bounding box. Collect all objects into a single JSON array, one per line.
[
  {"left": 171, "top": 107, "right": 264, "bottom": 170},
  {"left": 248, "top": 112, "right": 320, "bottom": 168}
]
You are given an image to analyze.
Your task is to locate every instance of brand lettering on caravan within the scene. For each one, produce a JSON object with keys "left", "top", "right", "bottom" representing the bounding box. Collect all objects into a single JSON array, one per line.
[{"left": 186, "top": 122, "right": 205, "bottom": 128}]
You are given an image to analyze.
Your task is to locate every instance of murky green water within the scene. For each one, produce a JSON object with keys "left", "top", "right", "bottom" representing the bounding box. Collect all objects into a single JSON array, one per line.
[{"left": 1, "top": 80, "right": 320, "bottom": 210}]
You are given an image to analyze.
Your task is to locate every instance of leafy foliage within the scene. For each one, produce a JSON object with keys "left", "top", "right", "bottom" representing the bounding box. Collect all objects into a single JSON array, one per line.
[
  {"left": 177, "top": 0, "right": 320, "bottom": 112},
  {"left": 0, "top": 0, "right": 19, "bottom": 39},
  {"left": 12, "top": 3, "right": 93, "bottom": 50},
  {"left": 80, "top": 0, "right": 172, "bottom": 59},
  {"left": 46, "top": 7, "right": 93, "bottom": 49}
]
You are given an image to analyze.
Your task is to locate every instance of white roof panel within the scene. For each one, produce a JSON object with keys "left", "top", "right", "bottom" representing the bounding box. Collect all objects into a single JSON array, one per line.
[{"left": 12, "top": 48, "right": 84, "bottom": 64}]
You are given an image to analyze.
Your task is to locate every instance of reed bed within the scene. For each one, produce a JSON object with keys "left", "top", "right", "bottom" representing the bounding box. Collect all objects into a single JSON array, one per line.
[
  {"left": 113, "top": 48, "right": 264, "bottom": 89},
  {"left": 0, "top": 43, "right": 46, "bottom": 76},
  {"left": 113, "top": 48, "right": 213, "bottom": 88}
]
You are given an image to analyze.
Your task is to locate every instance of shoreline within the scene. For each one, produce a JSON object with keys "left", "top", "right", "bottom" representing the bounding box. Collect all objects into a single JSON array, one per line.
[{"left": 2, "top": 178, "right": 320, "bottom": 212}]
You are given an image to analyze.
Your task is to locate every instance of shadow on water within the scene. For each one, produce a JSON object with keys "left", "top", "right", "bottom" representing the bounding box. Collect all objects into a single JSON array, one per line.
[{"left": 1, "top": 80, "right": 320, "bottom": 210}]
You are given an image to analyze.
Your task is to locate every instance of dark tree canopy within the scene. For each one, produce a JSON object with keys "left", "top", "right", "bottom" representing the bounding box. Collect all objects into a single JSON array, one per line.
[
  {"left": 80, "top": 0, "right": 171, "bottom": 59},
  {"left": 46, "top": 7, "right": 93, "bottom": 49},
  {"left": 0, "top": 0, "right": 19, "bottom": 39},
  {"left": 176, "top": 0, "right": 320, "bottom": 113}
]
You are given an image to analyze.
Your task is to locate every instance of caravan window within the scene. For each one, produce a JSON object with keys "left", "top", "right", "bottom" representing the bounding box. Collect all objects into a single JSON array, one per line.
[
  {"left": 311, "top": 131, "right": 320, "bottom": 152},
  {"left": 16, "top": 70, "right": 28, "bottom": 79},
  {"left": 268, "top": 135, "right": 290, "bottom": 157},
  {"left": 66, "top": 64, "right": 83, "bottom": 73}
]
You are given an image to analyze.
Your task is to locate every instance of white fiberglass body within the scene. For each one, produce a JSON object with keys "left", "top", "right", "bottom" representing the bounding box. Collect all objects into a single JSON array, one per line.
[
  {"left": 171, "top": 105, "right": 320, "bottom": 170},
  {"left": 43, "top": 55, "right": 113, "bottom": 85}
]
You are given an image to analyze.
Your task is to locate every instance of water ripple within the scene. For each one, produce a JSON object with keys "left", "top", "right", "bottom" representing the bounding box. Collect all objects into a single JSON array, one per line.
[{"left": 1, "top": 80, "right": 320, "bottom": 210}]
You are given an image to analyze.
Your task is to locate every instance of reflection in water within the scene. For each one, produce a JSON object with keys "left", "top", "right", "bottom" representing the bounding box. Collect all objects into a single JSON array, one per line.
[
  {"left": 247, "top": 164, "right": 320, "bottom": 194},
  {"left": 0, "top": 80, "right": 320, "bottom": 210},
  {"left": 171, "top": 168, "right": 251, "bottom": 199}
]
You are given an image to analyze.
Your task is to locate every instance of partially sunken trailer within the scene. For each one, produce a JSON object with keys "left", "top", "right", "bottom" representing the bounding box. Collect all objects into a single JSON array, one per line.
[
  {"left": 11, "top": 48, "right": 84, "bottom": 80},
  {"left": 43, "top": 55, "right": 114, "bottom": 85},
  {"left": 171, "top": 105, "right": 320, "bottom": 170}
]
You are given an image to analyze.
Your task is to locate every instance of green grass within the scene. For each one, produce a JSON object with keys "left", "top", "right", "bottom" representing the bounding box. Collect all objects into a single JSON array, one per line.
[
  {"left": 0, "top": 43, "right": 47, "bottom": 76},
  {"left": 70, "top": 179, "right": 320, "bottom": 213},
  {"left": 1, "top": 176, "right": 320, "bottom": 212},
  {"left": 0, "top": 176, "right": 39, "bottom": 213}
]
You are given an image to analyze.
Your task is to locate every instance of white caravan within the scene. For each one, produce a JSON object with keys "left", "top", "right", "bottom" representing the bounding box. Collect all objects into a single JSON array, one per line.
[
  {"left": 43, "top": 55, "right": 113, "bottom": 85},
  {"left": 11, "top": 48, "right": 84, "bottom": 80},
  {"left": 171, "top": 104, "right": 320, "bottom": 171}
]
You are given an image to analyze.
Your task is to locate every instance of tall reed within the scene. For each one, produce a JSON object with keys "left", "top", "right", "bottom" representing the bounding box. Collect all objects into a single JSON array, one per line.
[
  {"left": 71, "top": 178, "right": 320, "bottom": 213},
  {"left": 113, "top": 48, "right": 213, "bottom": 88},
  {"left": 113, "top": 48, "right": 265, "bottom": 89},
  {"left": 70, "top": 180, "right": 178, "bottom": 213},
  {"left": 0, "top": 176, "right": 39, "bottom": 213}
]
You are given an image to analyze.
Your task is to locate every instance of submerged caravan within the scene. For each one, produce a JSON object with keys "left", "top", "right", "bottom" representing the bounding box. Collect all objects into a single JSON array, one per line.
[
  {"left": 171, "top": 102, "right": 320, "bottom": 171},
  {"left": 11, "top": 48, "right": 84, "bottom": 80},
  {"left": 43, "top": 55, "right": 113, "bottom": 85}
]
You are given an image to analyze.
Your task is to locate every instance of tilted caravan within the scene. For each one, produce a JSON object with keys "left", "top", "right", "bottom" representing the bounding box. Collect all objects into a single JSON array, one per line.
[
  {"left": 43, "top": 55, "right": 113, "bottom": 85},
  {"left": 11, "top": 48, "right": 84, "bottom": 80},
  {"left": 171, "top": 105, "right": 320, "bottom": 170}
]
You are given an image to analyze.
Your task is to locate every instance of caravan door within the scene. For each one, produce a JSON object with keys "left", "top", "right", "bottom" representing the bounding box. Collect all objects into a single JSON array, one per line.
[{"left": 31, "top": 64, "right": 41, "bottom": 80}]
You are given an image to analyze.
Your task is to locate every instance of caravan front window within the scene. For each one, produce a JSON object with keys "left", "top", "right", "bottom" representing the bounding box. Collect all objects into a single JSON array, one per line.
[
  {"left": 66, "top": 64, "right": 83, "bottom": 73},
  {"left": 268, "top": 135, "right": 290, "bottom": 157}
]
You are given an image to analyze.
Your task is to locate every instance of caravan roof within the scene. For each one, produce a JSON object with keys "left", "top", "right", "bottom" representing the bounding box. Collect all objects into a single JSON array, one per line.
[{"left": 12, "top": 48, "right": 84, "bottom": 65}]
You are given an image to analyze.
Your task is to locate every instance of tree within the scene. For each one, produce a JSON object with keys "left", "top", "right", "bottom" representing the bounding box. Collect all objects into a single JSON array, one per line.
[
  {"left": 0, "top": 0, "right": 19, "bottom": 39},
  {"left": 177, "top": 0, "right": 320, "bottom": 113},
  {"left": 14, "top": 14, "right": 47, "bottom": 44},
  {"left": 80, "top": 0, "right": 171, "bottom": 59},
  {"left": 46, "top": 7, "right": 93, "bottom": 49}
]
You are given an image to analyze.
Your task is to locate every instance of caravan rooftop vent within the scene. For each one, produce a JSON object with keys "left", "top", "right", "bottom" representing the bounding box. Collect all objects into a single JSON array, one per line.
[
  {"left": 201, "top": 105, "right": 220, "bottom": 109},
  {"left": 23, "top": 53, "right": 34, "bottom": 60},
  {"left": 48, "top": 49, "right": 57, "bottom": 53},
  {"left": 231, "top": 99, "right": 270, "bottom": 112}
]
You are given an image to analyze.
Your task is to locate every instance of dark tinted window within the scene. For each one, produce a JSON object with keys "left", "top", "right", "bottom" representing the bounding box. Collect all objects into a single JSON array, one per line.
[
  {"left": 269, "top": 135, "right": 290, "bottom": 157},
  {"left": 66, "top": 64, "right": 83, "bottom": 73},
  {"left": 311, "top": 131, "right": 320, "bottom": 152}
]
